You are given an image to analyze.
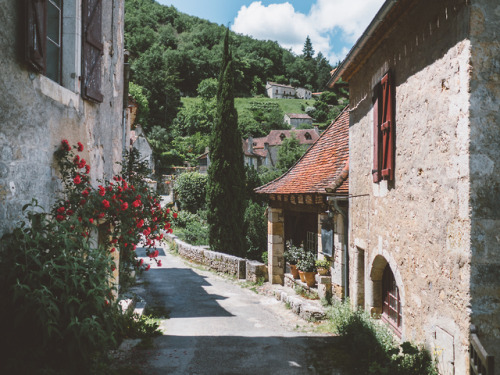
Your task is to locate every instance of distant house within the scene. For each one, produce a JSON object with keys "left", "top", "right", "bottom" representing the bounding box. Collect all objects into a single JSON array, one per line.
[
  {"left": 243, "top": 129, "right": 320, "bottom": 168},
  {"left": 284, "top": 113, "right": 313, "bottom": 128},
  {"left": 266, "top": 82, "right": 295, "bottom": 99},
  {"left": 255, "top": 107, "right": 349, "bottom": 290},
  {"left": 130, "top": 125, "right": 154, "bottom": 174},
  {"left": 296, "top": 87, "right": 312, "bottom": 99}
]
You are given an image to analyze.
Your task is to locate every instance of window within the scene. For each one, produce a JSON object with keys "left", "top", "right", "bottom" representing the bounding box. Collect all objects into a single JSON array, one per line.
[
  {"left": 372, "top": 71, "right": 395, "bottom": 183},
  {"left": 304, "top": 132, "right": 312, "bottom": 140},
  {"left": 25, "top": 0, "right": 103, "bottom": 102},
  {"left": 381, "top": 265, "right": 402, "bottom": 333},
  {"left": 280, "top": 133, "right": 286, "bottom": 141}
]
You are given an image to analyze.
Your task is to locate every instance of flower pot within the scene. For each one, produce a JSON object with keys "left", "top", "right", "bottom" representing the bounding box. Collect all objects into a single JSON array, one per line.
[
  {"left": 298, "top": 270, "right": 306, "bottom": 282},
  {"left": 303, "top": 271, "right": 316, "bottom": 287},
  {"left": 289, "top": 264, "right": 300, "bottom": 279},
  {"left": 317, "top": 267, "right": 329, "bottom": 276}
]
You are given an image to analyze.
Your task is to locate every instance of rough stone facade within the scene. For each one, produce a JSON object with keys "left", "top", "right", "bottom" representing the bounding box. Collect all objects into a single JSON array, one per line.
[
  {"left": 0, "top": 0, "right": 125, "bottom": 237},
  {"left": 343, "top": 0, "right": 499, "bottom": 373}
]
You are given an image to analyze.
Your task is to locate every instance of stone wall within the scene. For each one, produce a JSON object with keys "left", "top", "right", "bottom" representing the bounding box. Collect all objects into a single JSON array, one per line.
[
  {"left": 0, "top": 1, "right": 125, "bottom": 237},
  {"left": 468, "top": 0, "right": 500, "bottom": 364},
  {"left": 163, "top": 234, "right": 269, "bottom": 281},
  {"left": 348, "top": 1, "right": 472, "bottom": 373}
]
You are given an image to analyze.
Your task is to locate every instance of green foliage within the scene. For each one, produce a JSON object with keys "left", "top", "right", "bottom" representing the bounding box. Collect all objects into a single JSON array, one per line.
[
  {"left": 326, "top": 300, "right": 437, "bottom": 375},
  {"left": 173, "top": 210, "right": 209, "bottom": 246},
  {"left": 129, "top": 82, "right": 150, "bottom": 127},
  {"left": 315, "top": 258, "right": 330, "bottom": 268},
  {"left": 207, "top": 30, "right": 246, "bottom": 257},
  {"left": 284, "top": 241, "right": 306, "bottom": 265},
  {"left": 296, "top": 250, "right": 317, "bottom": 272},
  {"left": 302, "top": 35, "right": 315, "bottom": 59},
  {"left": 276, "top": 133, "right": 307, "bottom": 171},
  {"left": 244, "top": 201, "right": 267, "bottom": 260},
  {"left": 174, "top": 172, "right": 208, "bottom": 213},
  {"left": 261, "top": 251, "right": 268, "bottom": 264},
  {"left": 0, "top": 202, "right": 116, "bottom": 374},
  {"left": 197, "top": 78, "right": 218, "bottom": 100}
]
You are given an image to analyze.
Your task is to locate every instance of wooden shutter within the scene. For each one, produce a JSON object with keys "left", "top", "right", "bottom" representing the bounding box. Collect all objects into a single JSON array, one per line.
[
  {"left": 82, "top": 0, "right": 103, "bottom": 103},
  {"left": 25, "top": 0, "right": 47, "bottom": 73},
  {"left": 380, "top": 72, "right": 394, "bottom": 181},
  {"left": 372, "top": 84, "right": 382, "bottom": 183}
]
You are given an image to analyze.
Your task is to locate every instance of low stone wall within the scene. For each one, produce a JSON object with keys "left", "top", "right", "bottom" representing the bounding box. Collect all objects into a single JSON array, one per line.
[{"left": 164, "top": 233, "right": 267, "bottom": 281}]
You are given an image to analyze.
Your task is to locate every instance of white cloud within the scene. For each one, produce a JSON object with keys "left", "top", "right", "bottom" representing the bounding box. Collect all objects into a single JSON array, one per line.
[{"left": 231, "top": 0, "right": 384, "bottom": 63}]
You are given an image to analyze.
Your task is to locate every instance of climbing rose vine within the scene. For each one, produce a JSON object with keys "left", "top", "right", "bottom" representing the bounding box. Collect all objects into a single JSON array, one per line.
[{"left": 54, "top": 140, "right": 175, "bottom": 273}]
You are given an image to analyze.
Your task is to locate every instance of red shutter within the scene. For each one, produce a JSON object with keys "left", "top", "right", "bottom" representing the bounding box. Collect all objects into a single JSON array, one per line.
[
  {"left": 25, "top": 0, "right": 46, "bottom": 73},
  {"left": 380, "top": 72, "right": 394, "bottom": 181},
  {"left": 82, "top": 0, "right": 103, "bottom": 103},
  {"left": 372, "top": 85, "right": 381, "bottom": 183}
]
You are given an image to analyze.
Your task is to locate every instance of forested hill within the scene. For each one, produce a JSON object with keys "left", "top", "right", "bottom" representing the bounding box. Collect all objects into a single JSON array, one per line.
[{"left": 125, "top": 0, "right": 334, "bottom": 125}]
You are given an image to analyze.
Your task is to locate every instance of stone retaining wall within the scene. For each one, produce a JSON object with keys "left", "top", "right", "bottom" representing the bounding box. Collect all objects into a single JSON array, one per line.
[{"left": 164, "top": 233, "right": 268, "bottom": 282}]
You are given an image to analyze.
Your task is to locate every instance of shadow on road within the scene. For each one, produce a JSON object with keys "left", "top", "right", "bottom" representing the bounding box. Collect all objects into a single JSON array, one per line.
[{"left": 144, "top": 334, "right": 350, "bottom": 374}]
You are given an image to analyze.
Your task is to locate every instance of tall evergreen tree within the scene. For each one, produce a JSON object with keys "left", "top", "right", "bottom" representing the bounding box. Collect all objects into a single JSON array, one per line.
[
  {"left": 303, "top": 35, "right": 315, "bottom": 60},
  {"left": 206, "top": 29, "right": 246, "bottom": 257}
]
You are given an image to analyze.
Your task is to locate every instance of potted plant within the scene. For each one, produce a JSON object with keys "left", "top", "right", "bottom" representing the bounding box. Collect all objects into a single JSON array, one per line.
[
  {"left": 315, "top": 258, "right": 331, "bottom": 276},
  {"left": 296, "top": 251, "right": 317, "bottom": 287},
  {"left": 284, "top": 241, "right": 304, "bottom": 279}
]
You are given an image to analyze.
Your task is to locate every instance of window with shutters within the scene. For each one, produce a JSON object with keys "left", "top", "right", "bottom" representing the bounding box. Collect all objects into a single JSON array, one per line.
[
  {"left": 372, "top": 71, "right": 395, "bottom": 183},
  {"left": 25, "top": 0, "right": 103, "bottom": 102}
]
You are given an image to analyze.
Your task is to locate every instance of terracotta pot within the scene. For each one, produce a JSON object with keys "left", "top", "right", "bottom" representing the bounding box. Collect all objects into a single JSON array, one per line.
[
  {"left": 298, "top": 270, "right": 306, "bottom": 282},
  {"left": 289, "top": 264, "right": 300, "bottom": 279},
  {"left": 303, "top": 271, "right": 316, "bottom": 287},
  {"left": 317, "top": 267, "right": 329, "bottom": 276}
]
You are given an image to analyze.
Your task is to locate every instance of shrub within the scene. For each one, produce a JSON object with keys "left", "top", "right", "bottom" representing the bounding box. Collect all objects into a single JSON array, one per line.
[
  {"left": 174, "top": 172, "right": 208, "bottom": 213},
  {"left": 174, "top": 210, "right": 209, "bottom": 246},
  {"left": 244, "top": 201, "right": 267, "bottom": 260}
]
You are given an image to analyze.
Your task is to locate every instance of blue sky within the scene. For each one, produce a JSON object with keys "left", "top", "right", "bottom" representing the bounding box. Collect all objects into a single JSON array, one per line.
[{"left": 157, "top": 0, "right": 385, "bottom": 64}]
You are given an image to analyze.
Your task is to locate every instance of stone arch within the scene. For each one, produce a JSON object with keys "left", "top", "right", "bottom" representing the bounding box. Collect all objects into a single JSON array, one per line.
[{"left": 368, "top": 251, "right": 405, "bottom": 335}]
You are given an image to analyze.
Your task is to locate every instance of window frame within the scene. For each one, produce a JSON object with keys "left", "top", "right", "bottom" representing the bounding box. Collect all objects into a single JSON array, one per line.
[{"left": 381, "top": 264, "right": 402, "bottom": 336}]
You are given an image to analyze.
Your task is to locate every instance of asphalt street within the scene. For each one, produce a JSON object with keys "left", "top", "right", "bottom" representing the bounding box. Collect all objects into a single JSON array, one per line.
[{"left": 131, "top": 246, "right": 345, "bottom": 375}]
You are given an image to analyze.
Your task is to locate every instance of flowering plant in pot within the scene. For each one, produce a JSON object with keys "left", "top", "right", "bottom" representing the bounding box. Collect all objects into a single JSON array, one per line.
[
  {"left": 315, "top": 258, "right": 331, "bottom": 276},
  {"left": 284, "top": 241, "right": 305, "bottom": 279},
  {"left": 296, "top": 251, "right": 317, "bottom": 287}
]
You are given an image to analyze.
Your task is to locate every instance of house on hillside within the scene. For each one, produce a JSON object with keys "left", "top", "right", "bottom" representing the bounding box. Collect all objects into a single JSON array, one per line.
[
  {"left": 255, "top": 107, "right": 349, "bottom": 297},
  {"left": 130, "top": 125, "right": 155, "bottom": 174},
  {"left": 327, "top": 0, "right": 499, "bottom": 373},
  {"left": 284, "top": 113, "right": 313, "bottom": 128},
  {"left": 266, "top": 81, "right": 295, "bottom": 99},
  {"left": 0, "top": 1, "right": 126, "bottom": 240},
  {"left": 296, "top": 87, "right": 312, "bottom": 100},
  {"left": 243, "top": 129, "right": 320, "bottom": 168}
]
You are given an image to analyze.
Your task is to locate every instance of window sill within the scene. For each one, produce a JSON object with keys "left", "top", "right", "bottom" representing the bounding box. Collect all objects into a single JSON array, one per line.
[{"left": 39, "top": 75, "right": 80, "bottom": 111}]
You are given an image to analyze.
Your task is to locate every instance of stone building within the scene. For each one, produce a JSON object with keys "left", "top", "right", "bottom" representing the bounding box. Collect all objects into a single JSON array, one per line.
[
  {"left": 327, "top": 0, "right": 499, "bottom": 373},
  {"left": 243, "top": 129, "right": 320, "bottom": 169},
  {"left": 0, "top": 0, "right": 126, "bottom": 237},
  {"left": 265, "top": 81, "right": 295, "bottom": 99},
  {"left": 283, "top": 113, "right": 313, "bottom": 128},
  {"left": 130, "top": 125, "right": 155, "bottom": 174},
  {"left": 256, "top": 107, "right": 349, "bottom": 296}
]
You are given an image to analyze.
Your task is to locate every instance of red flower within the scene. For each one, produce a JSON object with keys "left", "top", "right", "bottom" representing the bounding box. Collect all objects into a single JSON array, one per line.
[
  {"left": 143, "top": 227, "right": 151, "bottom": 236},
  {"left": 167, "top": 228, "right": 173, "bottom": 234},
  {"left": 173, "top": 212, "right": 178, "bottom": 219},
  {"left": 136, "top": 219, "right": 144, "bottom": 228},
  {"left": 82, "top": 190, "right": 89, "bottom": 197},
  {"left": 78, "top": 217, "right": 82, "bottom": 222},
  {"left": 67, "top": 209, "right": 74, "bottom": 215},
  {"left": 77, "top": 142, "right": 84, "bottom": 152},
  {"left": 111, "top": 264, "right": 116, "bottom": 271},
  {"left": 56, "top": 215, "right": 65, "bottom": 222},
  {"left": 111, "top": 238, "right": 118, "bottom": 244},
  {"left": 98, "top": 212, "right": 105, "bottom": 219},
  {"left": 110, "top": 247, "right": 116, "bottom": 253},
  {"left": 98, "top": 186, "right": 105, "bottom": 196},
  {"left": 132, "top": 244, "right": 137, "bottom": 250},
  {"left": 85, "top": 165, "right": 91, "bottom": 174},
  {"left": 73, "top": 175, "right": 82, "bottom": 185},
  {"left": 166, "top": 208, "right": 170, "bottom": 214},
  {"left": 121, "top": 202, "right": 128, "bottom": 211},
  {"left": 57, "top": 207, "right": 65, "bottom": 214},
  {"left": 78, "top": 159, "right": 86, "bottom": 169},
  {"left": 132, "top": 199, "right": 142, "bottom": 208},
  {"left": 111, "top": 194, "right": 117, "bottom": 200},
  {"left": 157, "top": 260, "right": 162, "bottom": 267},
  {"left": 73, "top": 155, "right": 80, "bottom": 164},
  {"left": 89, "top": 218, "right": 94, "bottom": 224},
  {"left": 102, "top": 199, "right": 110, "bottom": 209},
  {"left": 145, "top": 264, "right": 150, "bottom": 271},
  {"left": 61, "top": 139, "right": 71, "bottom": 152},
  {"left": 79, "top": 199, "right": 86, "bottom": 206}
]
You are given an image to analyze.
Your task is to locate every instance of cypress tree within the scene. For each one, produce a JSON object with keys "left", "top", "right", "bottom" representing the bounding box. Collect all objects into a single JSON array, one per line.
[
  {"left": 303, "top": 35, "right": 315, "bottom": 59},
  {"left": 206, "top": 29, "right": 246, "bottom": 257}
]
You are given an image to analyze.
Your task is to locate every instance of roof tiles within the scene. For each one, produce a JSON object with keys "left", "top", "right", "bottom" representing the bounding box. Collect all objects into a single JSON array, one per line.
[{"left": 255, "top": 106, "right": 349, "bottom": 196}]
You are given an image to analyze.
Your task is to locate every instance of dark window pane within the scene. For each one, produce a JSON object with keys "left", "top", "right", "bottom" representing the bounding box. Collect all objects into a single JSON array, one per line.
[
  {"left": 47, "top": 3, "right": 61, "bottom": 45},
  {"left": 46, "top": 40, "right": 60, "bottom": 83}
]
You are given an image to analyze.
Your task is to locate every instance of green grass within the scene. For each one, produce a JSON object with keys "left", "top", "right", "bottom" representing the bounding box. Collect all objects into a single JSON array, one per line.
[{"left": 181, "top": 97, "right": 316, "bottom": 117}]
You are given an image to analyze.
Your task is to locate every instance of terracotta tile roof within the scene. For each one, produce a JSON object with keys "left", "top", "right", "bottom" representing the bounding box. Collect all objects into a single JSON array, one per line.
[{"left": 255, "top": 106, "right": 349, "bottom": 196}]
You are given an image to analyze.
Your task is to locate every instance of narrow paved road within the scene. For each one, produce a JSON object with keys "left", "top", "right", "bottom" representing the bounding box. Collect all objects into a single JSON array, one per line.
[{"left": 132, "top": 246, "right": 345, "bottom": 375}]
